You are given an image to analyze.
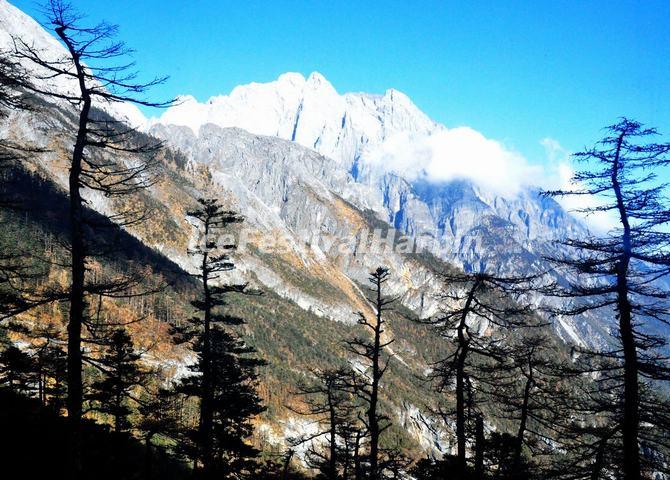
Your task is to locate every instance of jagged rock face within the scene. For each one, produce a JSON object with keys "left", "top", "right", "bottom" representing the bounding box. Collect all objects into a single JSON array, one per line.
[
  {"left": 149, "top": 123, "right": 375, "bottom": 226},
  {"left": 376, "top": 174, "right": 588, "bottom": 274},
  {"left": 153, "top": 70, "right": 586, "bottom": 276},
  {"left": 148, "top": 123, "right": 447, "bottom": 321},
  {"left": 151, "top": 70, "right": 617, "bottom": 349},
  {"left": 149, "top": 122, "right": 608, "bottom": 350}
]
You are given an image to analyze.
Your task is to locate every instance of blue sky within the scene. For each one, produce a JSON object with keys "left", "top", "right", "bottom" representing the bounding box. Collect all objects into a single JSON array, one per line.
[{"left": 12, "top": 0, "right": 670, "bottom": 165}]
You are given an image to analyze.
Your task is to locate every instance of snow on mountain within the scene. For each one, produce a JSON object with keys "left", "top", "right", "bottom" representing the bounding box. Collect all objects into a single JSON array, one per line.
[
  {"left": 154, "top": 72, "right": 592, "bottom": 263},
  {"left": 0, "top": 0, "right": 629, "bottom": 455},
  {"left": 153, "top": 72, "right": 610, "bottom": 349},
  {"left": 155, "top": 71, "right": 585, "bottom": 265},
  {"left": 156, "top": 72, "right": 570, "bottom": 199},
  {"left": 155, "top": 71, "right": 440, "bottom": 172},
  {"left": 0, "top": 0, "right": 146, "bottom": 128}
]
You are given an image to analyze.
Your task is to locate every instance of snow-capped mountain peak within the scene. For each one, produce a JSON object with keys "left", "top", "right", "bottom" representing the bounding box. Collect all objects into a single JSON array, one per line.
[{"left": 155, "top": 71, "right": 439, "bottom": 169}]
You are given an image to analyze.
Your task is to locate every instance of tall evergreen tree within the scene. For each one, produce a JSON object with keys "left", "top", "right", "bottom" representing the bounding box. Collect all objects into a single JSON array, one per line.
[
  {"left": 87, "top": 328, "right": 146, "bottom": 433},
  {"left": 138, "top": 386, "right": 181, "bottom": 480},
  {"left": 177, "top": 324, "right": 265, "bottom": 478},
  {"left": 544, "top": 118, "right": 670, "bottom": 480},
  {"left": 290, "top": 367, "right": 356, "bottom": 479},
  {"left": 209, "top": 328, "right": 265, "bottom": 477},
  {"left": 33, "top": 322, "right": 67, "bottom": 411},
  {"left": 175, "top": 197, "right": 262, "bottom": 477},
  {"left": 505, "top": 336, "right": 553, "bottom": 476},
  {"left": 419, "top": 270, "right": 536, "bottom": 477},
  {"left": 542, "top": 378, "right": 622, "bottom": 480},
  {"left": 485, "top": 333, "right": 568, "bottom": 479},
  {"left": 0, "top": 344, "right": 35, "bottom": 394}
]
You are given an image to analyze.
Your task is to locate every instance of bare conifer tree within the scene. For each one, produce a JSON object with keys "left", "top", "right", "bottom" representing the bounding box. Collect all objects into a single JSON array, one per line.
[
  {"left": 345, "top": 266, "right": 398, "bottom": 480},
  {"left": 544, "top": 118, "right": 670, "bottom": 480},
  {"left": 420, "top": 270, "right": 537, "bottom": 477},
  {"left": 290, "top": 367, "right": 357, "bottom": 479},
  {"left": 10, "top": 1, "right": 173, "bottom": 476}
]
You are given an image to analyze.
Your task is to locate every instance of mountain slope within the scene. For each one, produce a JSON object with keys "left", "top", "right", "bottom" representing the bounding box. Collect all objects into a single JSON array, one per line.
[{"left": 1, "top": 103, "right": 454, "bottom": 457}]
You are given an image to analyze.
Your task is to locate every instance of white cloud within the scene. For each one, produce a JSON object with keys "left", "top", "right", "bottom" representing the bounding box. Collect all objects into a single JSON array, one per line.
[
  {"left": 366, "top": 128, "right": 617, "bottom": 232},
  {"left": 366, "top": 127, "right": 541, "bottom": 197}
]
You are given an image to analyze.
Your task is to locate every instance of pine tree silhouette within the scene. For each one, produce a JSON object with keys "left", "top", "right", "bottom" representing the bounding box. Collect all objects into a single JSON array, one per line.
[
  {"left": 174, "top": 197, "right": 263, "bottom": 478},
  {"left": 418, "top": 269, "right": 538, "bottom": 478},
  {"left": 344, "top": 266, "right": 403, "bottom": 480},
  {"left": 544, "top": 118, "right": 670, "bottom": 480},
  {"left": 290, "top": 367, "right": 357, "bottom": 479},
  {"left": 87, "top": 328, "right": 146, "bottom": 434},
  {"left": 33, "top": 322, "right": 67, "bottom": 411},
  {"left": 138, "top": 386, "right": 181, "bottom": 480},
  {"left": 0, "top": 345, "right": 35, "bottom": 394}
]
